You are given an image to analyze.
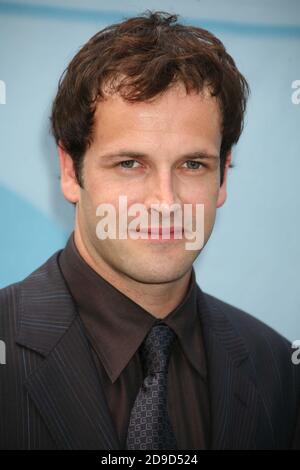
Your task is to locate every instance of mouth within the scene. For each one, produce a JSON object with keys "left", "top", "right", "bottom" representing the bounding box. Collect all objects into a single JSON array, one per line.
[{"left": 134, "top": 226, "right": 184, "bottom": 240}]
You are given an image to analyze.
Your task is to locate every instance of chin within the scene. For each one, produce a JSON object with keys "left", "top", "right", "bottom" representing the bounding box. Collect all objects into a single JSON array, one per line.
[{"left": 123, "top": 263, "right": 189, "bottom": 285}]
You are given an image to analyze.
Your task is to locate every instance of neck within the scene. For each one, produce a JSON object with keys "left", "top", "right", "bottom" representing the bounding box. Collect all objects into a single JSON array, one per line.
[{"left": 73, "top": 227, "right": 192, "bottom": 320}]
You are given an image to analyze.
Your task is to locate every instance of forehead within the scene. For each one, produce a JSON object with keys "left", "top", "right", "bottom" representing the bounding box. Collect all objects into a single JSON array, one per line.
[{"left": 93, "top": 82, "right": 222, "bottom": 148}]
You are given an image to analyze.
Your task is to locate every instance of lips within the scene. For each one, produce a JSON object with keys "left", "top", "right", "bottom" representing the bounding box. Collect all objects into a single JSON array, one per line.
[{"left": 138, "top": 227, "right": 182, "bottom": 236}]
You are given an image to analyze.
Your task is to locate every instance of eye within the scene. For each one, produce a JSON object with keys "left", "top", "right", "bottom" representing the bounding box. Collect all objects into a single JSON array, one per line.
[
  {"left": 183, "top": 160, "right": 204, "bottom": 170},
  {"left": 119, "top": 160, "right": 140, "bottom": 169}
]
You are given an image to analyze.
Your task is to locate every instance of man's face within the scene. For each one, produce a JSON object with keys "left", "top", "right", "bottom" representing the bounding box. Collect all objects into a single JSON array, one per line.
[{"left": 60, "top": 82, "right": 230, "bottom": 284}]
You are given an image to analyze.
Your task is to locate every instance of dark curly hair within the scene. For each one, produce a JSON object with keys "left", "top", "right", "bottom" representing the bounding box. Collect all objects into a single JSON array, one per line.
[{"left": 51, "top": 10, "right": 249, "bottom": 189}]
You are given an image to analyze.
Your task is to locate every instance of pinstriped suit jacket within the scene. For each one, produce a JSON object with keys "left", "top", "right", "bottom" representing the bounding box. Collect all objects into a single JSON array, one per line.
[{"left": 0, "top": 249, "right": 300, "bottom": 450}]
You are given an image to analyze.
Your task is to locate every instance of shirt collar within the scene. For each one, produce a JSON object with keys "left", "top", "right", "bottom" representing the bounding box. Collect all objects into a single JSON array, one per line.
[{"left": 58, "top": 232, "right": 207, "bottom": 383}]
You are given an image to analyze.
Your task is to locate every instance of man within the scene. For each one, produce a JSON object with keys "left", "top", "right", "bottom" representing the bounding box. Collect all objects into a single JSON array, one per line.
[{"left": 0, "top": 10, "right": 299, "bottom": 450}]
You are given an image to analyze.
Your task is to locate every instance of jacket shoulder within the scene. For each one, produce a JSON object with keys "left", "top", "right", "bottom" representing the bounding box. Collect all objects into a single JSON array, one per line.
[
  {"left": 0, "top": 250, "right": 63, "bottom": 334},
  {"left": 203, "top": 291, "right": 293, "bottom": 355},
  {"left": 0, "top": 281, "right": 22, "bottom": 334},
  {"left": 204, "top": 293, "right": 291, "bottom": 347}
]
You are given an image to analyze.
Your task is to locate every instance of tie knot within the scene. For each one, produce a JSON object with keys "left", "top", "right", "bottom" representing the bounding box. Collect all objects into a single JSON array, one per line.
[{"left": 139, "top": 323, "right": 177, "bottom": 376}]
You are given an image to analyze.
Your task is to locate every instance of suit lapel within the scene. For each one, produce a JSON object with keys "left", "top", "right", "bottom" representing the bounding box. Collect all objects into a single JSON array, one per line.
[
  {"left": 16, "top": 250, "right": 121, "bottom": 450},
  {"left": 197, "top": 289, "right": 266, "bottom": 449},
  {"left": 204, "top": 325, "right": 259, "bottom": 449}
]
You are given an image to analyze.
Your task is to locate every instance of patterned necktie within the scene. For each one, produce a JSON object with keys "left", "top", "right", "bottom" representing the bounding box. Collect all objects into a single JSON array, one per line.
[{"left": 126, "top": 322, "right": 178, "bottom": 450}]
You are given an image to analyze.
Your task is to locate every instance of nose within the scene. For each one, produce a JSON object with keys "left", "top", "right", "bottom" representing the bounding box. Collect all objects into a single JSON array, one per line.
[{"left": 144, "top": 168, "right": 181, "bottom": 219}]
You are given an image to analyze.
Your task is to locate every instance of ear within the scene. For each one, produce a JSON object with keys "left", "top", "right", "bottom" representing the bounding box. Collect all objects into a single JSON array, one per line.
[
  {"left": 57, "top": 143, "right": 80, "bottom": 204},
  {"left": 216, "top": 151, "right": 232, "bottom": 208}
]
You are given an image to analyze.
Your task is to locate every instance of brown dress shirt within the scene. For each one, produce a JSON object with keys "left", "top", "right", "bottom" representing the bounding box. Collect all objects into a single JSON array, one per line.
[{"left": 58, "top": 232, "right": 210, "bottom": 450}]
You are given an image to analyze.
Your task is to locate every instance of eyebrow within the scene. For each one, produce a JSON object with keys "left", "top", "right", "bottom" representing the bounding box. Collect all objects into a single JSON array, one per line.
[{"left": 99, "top": 150, "right": 220, "bottom": 161}]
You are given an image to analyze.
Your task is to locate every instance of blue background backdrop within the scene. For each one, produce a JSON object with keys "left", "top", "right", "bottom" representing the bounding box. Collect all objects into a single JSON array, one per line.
[{"left": 0, "top": 0, "right": 299, "bottom": 340}]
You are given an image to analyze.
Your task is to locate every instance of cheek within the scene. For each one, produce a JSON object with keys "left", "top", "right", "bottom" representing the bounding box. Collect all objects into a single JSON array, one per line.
[
  {"left": 191, "top": 186, "right": 219, "bottom": 230},
  {"left": 83, "top": 178, "right": 116, "bottom": 209},
  {"left": 78, "top": 191, "right": 97, "bottom": 229},
  {"left": 188, "top": 179, "right": 220, "bottom": 208}
]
